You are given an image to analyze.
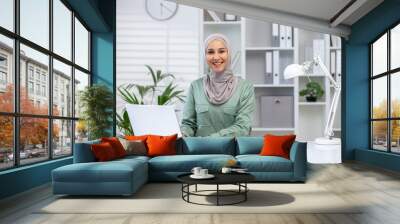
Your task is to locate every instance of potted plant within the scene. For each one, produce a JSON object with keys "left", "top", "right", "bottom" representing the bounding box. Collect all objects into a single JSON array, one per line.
[
  {"left": 117, "top": 65, "right": 185, "bottom": 136},
  {"left": 299, "top": 81, "right": 324, "bottom": 102},
  {"left": 79, "top": 84, "right": 114, "bottom": 140}
]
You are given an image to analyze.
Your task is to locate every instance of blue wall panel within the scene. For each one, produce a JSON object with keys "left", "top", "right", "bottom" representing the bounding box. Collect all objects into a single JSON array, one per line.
[
  {"left": 344, "top": 0, "right": 400, "bottom": 170},
  {"left": 0, "top": 158, "right": 72, "bottom": 199}
]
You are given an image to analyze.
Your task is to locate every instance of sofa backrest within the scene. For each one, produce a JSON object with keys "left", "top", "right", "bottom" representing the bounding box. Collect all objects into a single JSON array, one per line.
[
  {"left": 73, "top": 139, "right": 100, "bottom": 163},
  {"left": 179, "top": 137, "right": 236, "bottom": 155},
  {"left": 236, "top": 137, "right": 263, "bottom": 155}
]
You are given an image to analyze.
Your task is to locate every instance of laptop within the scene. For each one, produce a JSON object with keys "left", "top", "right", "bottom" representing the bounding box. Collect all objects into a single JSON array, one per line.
[{"left": 125, "top": 104, "right": 182, "bottom": 137}]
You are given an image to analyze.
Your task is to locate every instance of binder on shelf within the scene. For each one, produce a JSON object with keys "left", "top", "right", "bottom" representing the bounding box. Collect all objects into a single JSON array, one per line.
[
  {"left": 336, "top": 50, "right": 341, "bottom": 85},
  {"left": 265, "top": 51, "right": 273, "bottom": 84},
  {"left": 273, "top": 50, "right": 280, "bottom": 85},
  {"left": 279, "top": 25, "right": 286, "bottom": 48},
  {"left": 330, "top": 51, "right": 336, "bottom": 80},
  {"left": 285, "top": 26, "right": 292, "bottom": 48},
  {"left": 272, "top": 23, "right": 279, "bottom": 47},
  {"left": 207, "top": 10, "right": 221, "bottom": 22}
]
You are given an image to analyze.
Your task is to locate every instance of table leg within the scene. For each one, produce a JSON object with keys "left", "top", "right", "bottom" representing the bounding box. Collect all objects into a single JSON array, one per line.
[
  {"left": 217, "top": 184, "right": 219, "bottom": 206},
  {"left": 245, "top": 183, "right": 247, "bottom": 201},
  {"left": 195, "top": 184, "right": 197, "bottom": 192}
]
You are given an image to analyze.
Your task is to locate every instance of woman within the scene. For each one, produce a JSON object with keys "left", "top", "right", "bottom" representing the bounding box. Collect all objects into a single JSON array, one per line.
[{"left": 181, "top": 33, "right": 255, "bottom": 137}]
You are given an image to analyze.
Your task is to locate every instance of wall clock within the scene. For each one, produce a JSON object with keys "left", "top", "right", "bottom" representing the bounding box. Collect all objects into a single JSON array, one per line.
[{"left": 145, "top": 0, "right": 179, "bottom": 21}]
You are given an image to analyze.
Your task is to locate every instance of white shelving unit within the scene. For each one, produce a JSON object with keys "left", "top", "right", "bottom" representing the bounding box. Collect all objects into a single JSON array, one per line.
[{"left": 200, "top": 10, "right": 341, "bottom": 140}]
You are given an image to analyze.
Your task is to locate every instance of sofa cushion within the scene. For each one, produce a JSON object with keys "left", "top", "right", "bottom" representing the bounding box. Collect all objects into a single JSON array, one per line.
[
  {"left": 53, "top": 158, "right": 147, "bottom": 183},
  {"left": 101, "top": 137, "right": 127, "bottom": 158},
  {"left": 147, "top": 134, "right": 178, "bottom": 157},
  {"left": 74, "top": 139, "right": 101, "bottom": 163},
  {"left": 91, "top": 142, "right": 118, "bottom": 161},
  {"left": 260, "top": 134, "right": 296, "bottom": 159},
  {"left": 236, "top": 155, "right": 293, "bottom": 172},
  {"left": 149, "top": 154, "right": 235, "bottom": 172},
  {"left": 179, "top": 137, "right": 235, "bottom": 155},
  {"left": 236, "top": 137, "right": 263, "bottom": 155}
]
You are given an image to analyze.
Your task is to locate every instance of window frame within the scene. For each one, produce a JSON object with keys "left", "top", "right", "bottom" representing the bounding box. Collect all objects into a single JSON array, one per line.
[
  {"left": 0, "top": 0, "right": 92, "bottom": 171},
  {"left": 370, "top": 20, "right": 400, "bottom": 154}
]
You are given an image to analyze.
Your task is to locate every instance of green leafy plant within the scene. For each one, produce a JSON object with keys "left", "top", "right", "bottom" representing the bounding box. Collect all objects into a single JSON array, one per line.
[
  {"left": 117, "top": 65, "right": 185, "bottom": 135},
  {"left": 79, "top": 84, "right": 114, "bottom": 140},
  {"left": 299, "top": 81, "right": 324, "bottom": 102}
]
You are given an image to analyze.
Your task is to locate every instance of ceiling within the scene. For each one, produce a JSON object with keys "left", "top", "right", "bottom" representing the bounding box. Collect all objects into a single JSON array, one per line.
[
  {"left": 174, "top": 0, "right": 384, "bottom": 37},
  {"left": 225, "top": 0, "right": 354, "bottom": 24}
]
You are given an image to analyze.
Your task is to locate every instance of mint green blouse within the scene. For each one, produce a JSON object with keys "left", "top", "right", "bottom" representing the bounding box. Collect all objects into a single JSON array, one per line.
[{"left": 181, "top": 77, "right": 255, "bottom": 137}]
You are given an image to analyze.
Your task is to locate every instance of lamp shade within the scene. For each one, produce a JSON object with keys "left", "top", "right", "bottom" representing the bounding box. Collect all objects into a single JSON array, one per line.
[{"left": 283, "top": 64, "right": 305, "bottom": 79}]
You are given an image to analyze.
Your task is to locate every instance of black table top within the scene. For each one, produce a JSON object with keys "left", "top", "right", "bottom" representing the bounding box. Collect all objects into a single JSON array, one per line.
[{"left": 177, "top": 172, "right": 255, "bottom": 185}]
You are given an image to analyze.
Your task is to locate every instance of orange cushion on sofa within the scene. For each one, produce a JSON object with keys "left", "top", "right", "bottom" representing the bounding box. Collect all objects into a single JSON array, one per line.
[
  {"left": 125, "top": 135, "right": 149, "bottom": 142},
  {"left": 146, "top": 134, "right": 178, "bottom": 157},
  {"left": 259, "top": 134, "right": 296, "bottom": 159},
  {"left": 101, "top": 137, "right": 127, "bottom": 158},
  {"left": 91, "top": 142, "right": 118, "bottom": 162}
]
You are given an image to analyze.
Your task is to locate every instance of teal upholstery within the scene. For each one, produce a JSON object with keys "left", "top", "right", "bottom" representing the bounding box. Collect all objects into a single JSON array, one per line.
[
  {"left": 73, "top": 139, "right": 100, "bottom": 163},
  {"left": 149, "top": 154, "right": 234, "bottom": 173},
  {"left": 236, "top": 137, "right": 263, "bottom": 155},
  {"left": 179, "top": 137, "right": 235, "bottom": 155},
  {"left": 52, "top": 137, "right": 307, "bottom": 195},
  {"left": 52, "top": 157, "right": 148, "bottom": 195},
  {"left": 236, "top": 155, "right": 293, "bottom": 172}
]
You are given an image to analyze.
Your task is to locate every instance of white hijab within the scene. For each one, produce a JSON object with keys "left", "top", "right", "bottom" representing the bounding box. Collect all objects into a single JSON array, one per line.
[{"left": 203, "top": 33, "right": 238, "bottom": 105}]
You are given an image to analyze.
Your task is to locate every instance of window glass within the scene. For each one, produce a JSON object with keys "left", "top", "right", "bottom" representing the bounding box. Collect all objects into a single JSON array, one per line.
[
  {"left": 372, "top": 33, "right": 387, "bottom": 76},
  {"left": 53, "top": 0, "right": 72, "bottom": 60},
  {"left": 20, "top": 44, "right": 49, "bottom": 115},
  {"left": 53, "top": 59, "right": 72, "bottom": 117},
  {"left": 20, "top": 0, "right": 49, "bottom": 49},
  {"left": 74, "top": 18, "right": 89, "bottom": 70},
  {"left": 74, "top": 69, "right": 89, "bottom": 118},
  {"left": 0, "top": 0, "right": 14, "bottom": 31},
  {"left": 0, "top": 116, "right": 14, "bottom": 170},
  {"left": 372, "top": 76, "right": 387, "bottom": 119},
  {"left": 75, "top": 120, "right": 88, "bottom": 143},
  {"left": 391, "top": 24, "right": 400, "bottom": 70},
  {"left": 53, "top": 119, "right": 72, "bottom": 158},
  {"left": 0, "top": 35, "right": 14, "bottom": 113},
  {"left": 19, "top": 117, "right": 49, "bottom": 165},
  {"left": 372, "top": 121, "right": 388, "bottom": 151},
  {"left": 391, "top": 120, "right": 400, "bottom": 153},
  {"left": 391, "top": 72, "right": 400, "bottom": 118}
]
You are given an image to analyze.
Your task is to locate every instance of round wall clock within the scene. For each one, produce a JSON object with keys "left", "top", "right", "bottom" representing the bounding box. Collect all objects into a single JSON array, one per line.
[{"left": 145, "top": 0, "right": 179, "bottom": 21}]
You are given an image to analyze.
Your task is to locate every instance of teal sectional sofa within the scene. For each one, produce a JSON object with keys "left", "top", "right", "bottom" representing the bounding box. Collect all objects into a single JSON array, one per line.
[{"left": 52, "top": 137, "right": 307, "bottom": 196}]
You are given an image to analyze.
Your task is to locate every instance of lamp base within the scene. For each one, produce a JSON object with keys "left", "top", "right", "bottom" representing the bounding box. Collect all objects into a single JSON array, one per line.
[{"left": 307, "top": 138, "right": 341, "bottom": 164}]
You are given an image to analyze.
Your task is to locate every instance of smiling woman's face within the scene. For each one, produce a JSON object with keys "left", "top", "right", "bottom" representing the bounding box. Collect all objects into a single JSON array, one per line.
[{"left": 206, "top": 39, "right": 229, "bottom": 74}]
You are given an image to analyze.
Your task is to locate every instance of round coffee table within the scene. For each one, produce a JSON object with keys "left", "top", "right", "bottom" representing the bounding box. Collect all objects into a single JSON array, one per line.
[{"left": 177, "top": 172, "right": 255, "bottom": 206}]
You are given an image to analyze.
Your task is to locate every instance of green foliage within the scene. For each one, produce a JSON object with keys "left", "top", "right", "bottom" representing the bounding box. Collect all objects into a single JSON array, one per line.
[
  {"left": 299, "top": 81, "right": 324, "bottom": 99},
  {"left": 116, "top": 65, "right": 185, "bottom": 135},
  {"left": 79, "top": 84, "right": 114, "bottom": 140}
]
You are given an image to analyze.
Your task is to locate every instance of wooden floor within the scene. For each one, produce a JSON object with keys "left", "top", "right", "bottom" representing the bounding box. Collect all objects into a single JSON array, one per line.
[{"left": 1, "top": 162, "right": 400, "bottom": 224}]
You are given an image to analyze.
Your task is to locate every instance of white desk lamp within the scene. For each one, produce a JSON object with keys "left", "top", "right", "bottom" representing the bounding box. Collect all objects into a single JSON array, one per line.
[{"left": 284, "top": 56, "right": 341, "bottom": 163}]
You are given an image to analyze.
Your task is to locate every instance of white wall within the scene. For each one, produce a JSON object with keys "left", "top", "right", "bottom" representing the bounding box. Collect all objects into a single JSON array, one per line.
[{"left": 116, "top": 0, "right": 200, "bottom": 118}]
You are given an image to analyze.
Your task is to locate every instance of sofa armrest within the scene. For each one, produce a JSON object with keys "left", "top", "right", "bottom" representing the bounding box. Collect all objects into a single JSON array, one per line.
[
  {"left": 73, "top": 140, "right": 100, "bottom": 163},
  {"left": 289, "top": 141, "right": 307, "bottom": 181}
]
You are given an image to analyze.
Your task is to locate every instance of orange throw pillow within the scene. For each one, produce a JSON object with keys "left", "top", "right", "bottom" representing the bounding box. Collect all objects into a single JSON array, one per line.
[
  {"left": 125, "top": 135, "right": 149, "bottom": 142},
  {"left": 259, "top": 134, "right": 296, "bottom": 159},
  {"left": 146, "top": 134, "right": 178, "bottom": 157},
  {"left": 101, "top": 137, "right": 127, "bottom": 158},
  {"left": 91, "top": 142, "right": 117, "bottom": 162}
]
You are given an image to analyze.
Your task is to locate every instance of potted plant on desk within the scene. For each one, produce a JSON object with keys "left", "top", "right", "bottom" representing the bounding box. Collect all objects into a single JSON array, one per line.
[{"left": 299, "top": 81, "right": 324, "bottom": 102}]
